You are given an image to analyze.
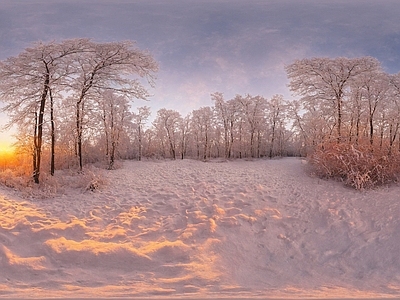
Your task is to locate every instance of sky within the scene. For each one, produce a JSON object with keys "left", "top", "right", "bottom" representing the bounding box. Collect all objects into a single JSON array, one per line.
[{"left": 1, "top": 0, "right": 400, "bottom": 146}]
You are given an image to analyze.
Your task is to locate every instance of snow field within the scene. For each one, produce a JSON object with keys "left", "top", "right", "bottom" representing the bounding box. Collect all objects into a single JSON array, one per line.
[{"left": 0, "top": 158, "right": 400, "bottom": 298}]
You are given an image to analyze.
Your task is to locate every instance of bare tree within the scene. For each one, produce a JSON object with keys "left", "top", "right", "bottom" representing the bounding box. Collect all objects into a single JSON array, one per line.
[
  {"left": 133, "top": 106, "right": 151, "bottom": 161},
  {"left": 153, "top": 109, "right": 181, "bottom": 159},
  {"left": 68, "top": 40, "right": 158, "bottom": 171},
  {"left": 191, "top": 107, "right": 214, "bottom": 160},
  {"left": 0, "top": 39, "right": 157, "bottom": 180},
  {"left": 347, "top": 83, "right": 365, "bottom": 144},
  {"left": 96, "top": 91, "right": 132, "bottom": 169},
  {"left": 236, "top": 94, "right": 267, "bottom": 158},
  {"left": 389, "top": 73, "right": 400, "bottom": 151},
  {"left": 266, "top": 95, "right": 287, "bottom": 158},
  {"left": 286, "top": 57, "right": 380, "bottom": 142},
  {"left": 178, "top": 114, "right": 191, "bottom": 160},
  {"left": 212, "top": 93, "right": 241, "bottom": 159},
  {"left": 354, "top": 69, "right": 389, "bottom": 145},
  {"left": 212, "top": 92, "right": 230, "bottom": 159},
  {"left": 0, "top": 39, "right": 88, "bottom": 183}
]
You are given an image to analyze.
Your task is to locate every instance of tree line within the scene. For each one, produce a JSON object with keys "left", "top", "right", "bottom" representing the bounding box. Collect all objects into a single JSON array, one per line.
[
  {"left": 287, "top": 56, "right": 400, "bottom": 153},
  {"left": 140, "top": 93, "right": 291, "bottom": 161},
  {"left": 1, "top": 39, "right": 400, "bottom": 184}
]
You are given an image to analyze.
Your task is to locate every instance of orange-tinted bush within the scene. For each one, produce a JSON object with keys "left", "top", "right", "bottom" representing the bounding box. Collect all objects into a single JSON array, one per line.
[{"left": 309, "top": 141, "right": 400, "bottom": 189}]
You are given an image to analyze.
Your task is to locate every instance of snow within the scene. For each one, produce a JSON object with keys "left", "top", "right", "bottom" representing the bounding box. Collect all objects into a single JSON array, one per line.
[{"left": 1, "top": 158, "right": 400, "bottom": 298}]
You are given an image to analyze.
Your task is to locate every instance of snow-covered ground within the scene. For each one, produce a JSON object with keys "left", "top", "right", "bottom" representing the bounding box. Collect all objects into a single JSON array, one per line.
[{"left": 1, "top": 158, "right": 400, "bottom": 299}]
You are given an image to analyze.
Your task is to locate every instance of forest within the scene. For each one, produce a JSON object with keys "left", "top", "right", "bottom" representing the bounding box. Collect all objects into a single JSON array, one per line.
[{"left": 1, "top": 39, "right": 400, "bottom": 189}]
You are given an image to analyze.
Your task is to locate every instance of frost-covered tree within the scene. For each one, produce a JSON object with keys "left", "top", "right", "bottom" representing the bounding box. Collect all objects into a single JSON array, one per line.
[
  {"left": 191, "top": 107, "right": 214, "bottom": 160},
  {"left": 286, "top": 57, "right": 380, "bottom": 142},
  {"left": 212, "top": 93, "right": 241, "bottom": 159},
  {"left": 287, "top": 100, "right": 308, "bottom": 155},
  {"left": 266, "top": 95, "right": 287, "bottom": 158},
  {"left": 96, "top": 91, "right": 132, "bottom": 169},
  {"left": 381, "top": 74, "right": 400, "bottom": 152},
  {"left": 178, "top": 114, "right": 191, "bottom": 160},
  {"left": 0, "top": 39, "right": 157, "bottom": 181},
  {"left": 153, "top": 109, "right": 181, "bottom": 159},
  {"left": 212, "top": 92, "right": 230, "bottom": 158},
  {"left": 236, "top": 94, "right": 267, "bottom": 158},
  {"left": 357, "top": 71, "right": 389, "bottom": 145},
  {"left": 68, "top": 40, "right": 158, "bottom": 171},
  {"left": 0, "top": 39, "right": 88, "bottom": 183},
  {"left": 132, "top": 106, "right": 151, "bottom": 161}
]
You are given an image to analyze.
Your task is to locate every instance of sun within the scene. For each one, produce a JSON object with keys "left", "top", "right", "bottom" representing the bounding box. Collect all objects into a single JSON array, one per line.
[
  {"left": 0, "top": 142, "right": 18, "bottom": 170},
  {"left": 0, "top": 142, "right": 15, "bottom": 155},
  {"left": 0, "top": 142, "right": 16, "bottom": 163}
]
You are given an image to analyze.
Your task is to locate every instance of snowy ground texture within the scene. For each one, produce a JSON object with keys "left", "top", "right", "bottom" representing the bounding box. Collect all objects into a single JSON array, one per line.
[{"left": 1, "top": 158, "right": 400, "bottom": 299}]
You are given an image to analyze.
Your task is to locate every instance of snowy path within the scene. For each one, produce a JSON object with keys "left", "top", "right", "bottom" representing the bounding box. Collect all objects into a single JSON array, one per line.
[{"left": 1, "top": 158, "right": 400, "bottom": 298}]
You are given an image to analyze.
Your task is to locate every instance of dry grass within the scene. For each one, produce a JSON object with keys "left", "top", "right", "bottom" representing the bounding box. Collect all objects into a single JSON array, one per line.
[
  {"left": 0, "top": 161, "right": 108, "bottom": 199},
  {"left": 309, "top": 140, "right": 400, "bottom": 189}
]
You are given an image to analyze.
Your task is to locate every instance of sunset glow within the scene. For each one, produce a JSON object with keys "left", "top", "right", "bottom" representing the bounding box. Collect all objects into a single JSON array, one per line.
[
  {"left": 0, "top": 142, "right": 15, "bottom": 155},
  {"left": 0, "top": 141, "right": 18, "bottom": 170}
]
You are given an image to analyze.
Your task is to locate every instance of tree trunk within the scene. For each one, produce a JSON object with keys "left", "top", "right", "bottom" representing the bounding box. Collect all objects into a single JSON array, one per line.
[
  {"left": 369, "top": 117, "right": 374, "bottom": 145},
  {"left": 269, "top": 119, "right": 276, "bottom": 159},
  {"left": 138, "top": 124, "right": 142, "bottom": 161},
  {"left": 76, "top": 100, "right": 83, "bottom": 172},
  {"left": 224, "top": 127, "right": 229, "bottom": 159},
  {"left": 389, "top": 122, "right": 399, "bottom": 150},
  {"left": 109, "top": 141, "right": 116, "bottom": 170},
  {"left": 33, "top": 112, "right": 38, "bottom": 180},
  {"left": 50, "top": 88, "right": 55, "bottom": 176},
  {"left": 101, "top": 109, "right": 109, "bottom": 159},
  {"left": 337, "top": 97, "right": 342, "bottom": 142},
  {"left": 165, "top": 127, "right": 176, "bottom": 160},
  {"left": 250, "top": 131, "right": 254, "bottom": 158},
  {"left": 33, "top": 72, "right": 50, "bottom": 184},
  {"left": 229, "top": 120, "right": 234, "bottom": 158},
  {"left": 203, "top": 129, "right": 208, "bottom": 161}
]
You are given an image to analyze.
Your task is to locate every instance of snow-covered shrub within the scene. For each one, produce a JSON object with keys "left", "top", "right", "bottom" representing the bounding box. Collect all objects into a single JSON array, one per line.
[
  {"left": 0, "top": 169, "right": 31, "bottom": 190},
  {"left": 0, "top": 155, "right": 33, "bottom": 191},
  {"left": 0, "top": 164, "right": 107, "bottom": 198},
  {"left": 309, "top": 141, "right": 400, "bottom": 189},
  {"left": 84, "top": 171, "right": 103, "bottom": 192}
]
